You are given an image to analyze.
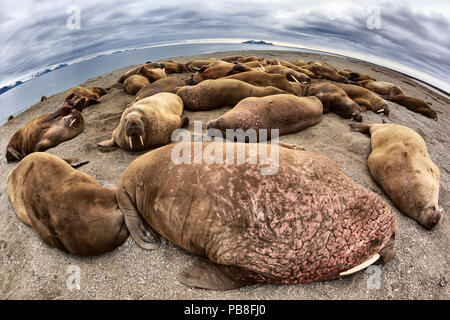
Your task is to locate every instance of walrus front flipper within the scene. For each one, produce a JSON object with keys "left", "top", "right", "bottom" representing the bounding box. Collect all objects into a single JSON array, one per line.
[
  {"left": 278, "top": 142, "right": 305, "bottom": 151},
  {"left": 116, "top": 187, "right": 160, "bottom": 250},
  {"left": 62, "top": 158, "right": 89, "bottom": 168},
  {"left": 6, "top": 146, "right": 23, "bottom": 162},
  {"left": 98, "top": 138, "right": 117, "bottom": 148},
  {"left": 177, "top": 260, "right": 256, "bottom": 291},
  {"left": 349, "top": 123, "right": 371, "bottom": 134}
]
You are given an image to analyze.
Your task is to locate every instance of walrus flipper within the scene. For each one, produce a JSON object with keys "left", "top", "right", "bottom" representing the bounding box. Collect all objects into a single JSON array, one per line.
[
  {"left": 62, "top": 158, "right": 89, "bottom": 168},
  {"left": 98, "top": 138, "right": 117, "bottom": 148},
  {"left": 6, "top": 147, "right": 23, "bottom": 162},
  {"left": 177, "top": 260, "right": 256, "bottom": 290},
  {"left": 116, "top": 187, "right": 160, "bottom": 250}
]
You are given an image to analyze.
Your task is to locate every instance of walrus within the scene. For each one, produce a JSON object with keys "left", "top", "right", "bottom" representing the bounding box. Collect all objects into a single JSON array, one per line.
[
  {"left": 338, "top": 69, "right": 376, "bottom": 82},
  {"left": 123, "top": 74, "right": 150, "bottom": 95},
  {"left": 98, "top": 93, "right": 186, "bottom": 151},
  {"left": 206, "top": 95, "right": 323, "bottom": 140},
  {"left": 305, "top": 83, "right": 363, "bottom": 122},
  {"left": 224, "top": 71, "right": 303, "bottom": 95},
  {"left": 185, "top": 59, "right": 217, "bottom": 72},
  {"left": 159, "top": 60, "right": 186, "bottom": 73},
  {"left": 302, "top": 62, "right": 348, "bottom": 83},
  {"left": 6, "top": 105, "right": 84, "bottom": 162},
  {"left": 349, "top": 123, "right": 442, "bottom": 230},
  {"left": 116, "top": 141, "right": 397, "bottom": 290},
  {"left": 237, "top": 56, "right": 265, "bottom": 63},
  {"left": 134, "top": 77, "right": 185, "bottom": 102},
  {"left": 64, "top": 86, "right": 108, "bottom": 110},
  {"left": 244, "top": 60, "right": 268, "bottom": 68},
  {"left": 227, "top": 63, "right": 310, "bottom": 84},
  {"left": 336, "top": 83, "right": 389, "bottom": 115},
  {"left": 6, "top": 153, "right": 128, "bottom": 255},
  {"left": 356, "top": 80, "right": 396, "bottom": 96},
  {"left": 175, "top": 79, "right": 287, "bottom": 111},
  {"left": 40, "top": 96, "right": 48, "bottom": 102},
  {"left": 265, "top": 59, "right": 315, "bottom": 77},
  {"left": 192, "top": 61, "right": 236, "bottom": 84},
  {"left": 118, "top": 62, "right": 164, "bottom": 83},
  {"left": 388, "top": 86, "right": 438, "bottom": 120},
  {"left": 220, "top": 55, "right": 244, "bottom": 62},
  {"left": 138, "top": 66, "right": 166, "bottom": 82},
  {"left": 295, "top": 58, "right": 307, "bottom": 66}
]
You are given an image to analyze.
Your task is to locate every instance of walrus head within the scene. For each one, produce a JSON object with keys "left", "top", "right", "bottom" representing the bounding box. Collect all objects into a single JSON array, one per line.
[
  {"left": 418, "top": 204, "right": 442, "bottom": 230},
  {"left": 124, "top": 111, "right": 145, "bottom": 150},
  {"left": 61, "top": 108, "right": 84, "bottom": 129}
]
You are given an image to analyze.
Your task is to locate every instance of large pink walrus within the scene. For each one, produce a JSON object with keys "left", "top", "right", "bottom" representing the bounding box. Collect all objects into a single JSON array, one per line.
[{"left": 116, "top": 142, "right": 397, "bottom": 290}]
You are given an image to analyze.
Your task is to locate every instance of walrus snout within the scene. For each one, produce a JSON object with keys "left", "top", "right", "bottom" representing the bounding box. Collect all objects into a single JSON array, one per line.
[{"left": 420, "top": 205, "right": 442, "bottom": 230}]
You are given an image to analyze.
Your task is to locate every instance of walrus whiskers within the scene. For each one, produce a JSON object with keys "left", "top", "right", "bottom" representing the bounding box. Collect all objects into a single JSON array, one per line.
[{"left": 339, "top": 253, "right": 380, "bottom": 276}]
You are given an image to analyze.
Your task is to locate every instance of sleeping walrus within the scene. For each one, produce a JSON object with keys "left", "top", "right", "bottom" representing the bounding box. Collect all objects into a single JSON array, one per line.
[
  {"left": 207, "top": 95, "right": 323, "bottom": 140},
  {"left": 133, "top": 77, "right": 185, "bottom": 102},
  {"left": 64, "top": 86, "right": 108, "bottom": 110},
  {"left": 336, "top": 83, "right": 389, "bottom": 115},
  {"left": 116, "top": 142, "right": 397, "bottom": 290},
  {"left": 98, "top": 93, "right": 186, "bottom": 151},
  {"left": 175, "top": 79, "right": 287, "bottom": 111},
  {"left": 6, "top": 153, "right": 128, "bottom": 255},
  {"left": 6, "top": 105, "right": 84, "bottom": 162},
  {"left": 350, "top": 123, "right": 442, "bottom": 230}
]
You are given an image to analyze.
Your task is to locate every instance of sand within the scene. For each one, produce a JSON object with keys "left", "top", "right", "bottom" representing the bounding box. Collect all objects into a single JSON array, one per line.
[{"left": 0, "top": 50, "right": 448, "bottom": 299}]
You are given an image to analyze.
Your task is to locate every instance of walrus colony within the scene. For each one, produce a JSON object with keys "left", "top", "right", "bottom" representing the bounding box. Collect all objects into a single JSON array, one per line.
[{"left": 5, "top": 55, "right": 443, "bottom": 290}]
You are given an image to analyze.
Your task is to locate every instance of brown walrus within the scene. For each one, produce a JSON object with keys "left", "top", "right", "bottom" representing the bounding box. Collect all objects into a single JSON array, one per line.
[
  {"left": 98, "top": 93, "right": 186, "bottom": 151},
  {"left": 6, "top": 105, "right": 84, "bottom": 162},
  {"left": 64, "top": 86, "right": 108, "bottom": 110},
  {"left": 338, "top": 69, "right": 376, "bottom": 81},
  {"left": 265, "top": 59, "right": 315, "bottom": 77},
  {"left": 302, "top": 61, "right": 348, "bottom": 83},
  {"left": 124, "top": 74, "right": 150, "bottom": 95},
  {"left": 175, "top": 79, "right": 287, "bottom": 111},
  {"left": 388, "top": 86, "right": 438, "bottom": 120},
  {"left": 192, "top": 61, "right": 236, "bottom": 84},
  {"left": 356, "top": 80, "right": 396, "bottom": 96},
  {"left": 349, "top": 123, "right": 442, "bottom": 230},
  {"left": 159, "top": 60, "right": 186, "bottom": 73},
  {"left": 206, "top": 95, "right": 323, "bottom": 140},
  {"left": 133, "top": 77, "right": 185, "bottom": 102},
  {"left": 305, "top": 83, "right": 363, "bottom": 122},
  {"left": 116, "top": 141, "right": 397, "bottom": 290},
  {"left": 6, "top": 153, "right": 128, "bottom": 255},
  {"left": 138, "top": 66, "right": 166, "bottom": 82},
  {"left": 184, "top": 59, "right": 217, "bottom": 72},
  {"left": 336, "top": 83, "right": 389, "bottom": 115},
  {"left": 220, "top": 55, "right": 244, "bottom": 62},
  {"left": 224, "top": 71, "right": 303, "bottom": 94},
  {"left": 118, "top": 62, "right": 164, "bottom": 83},
  {"left": 227, "top": 63, "right": 311, "bottom": 84}
]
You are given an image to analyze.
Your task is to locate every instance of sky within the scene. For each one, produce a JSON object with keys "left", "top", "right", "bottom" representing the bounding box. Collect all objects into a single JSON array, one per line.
[{"left": 0, "top": 0, "right": 449, "bottom": 92}]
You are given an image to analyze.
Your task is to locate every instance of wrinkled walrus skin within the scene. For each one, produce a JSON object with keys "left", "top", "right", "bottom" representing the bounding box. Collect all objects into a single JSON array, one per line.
[
  {"left": 207, "top": 95, "right": 323, "bottom": 140},
  {"left": 117, "top": 142, "right": 397, "bottom": 290},
  {"left": 176, "top": 79, "right": 287, "bottom": 111},
  {"left": 6, "top": 106, "right": 84, "bottom": 162},
  {"left": 6, "top": 153, "right": 129, "bottom": 256},
  {"left": 350, "top": 123, "right": 442, "bottom": 230}
]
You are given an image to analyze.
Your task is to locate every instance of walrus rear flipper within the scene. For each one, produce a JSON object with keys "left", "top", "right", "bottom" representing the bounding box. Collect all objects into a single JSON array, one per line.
[
  {"left": 177, "top": 260, "right": 257, "bottom": 290},
  {"left": 6, "top": 147, "right": 23, "bottom": 162},
  {"left": 349, "top": 123, "right": 371, "bottom": 134},
  {"left": 116, "top": 186, "right": 161, "bottom": 250}
]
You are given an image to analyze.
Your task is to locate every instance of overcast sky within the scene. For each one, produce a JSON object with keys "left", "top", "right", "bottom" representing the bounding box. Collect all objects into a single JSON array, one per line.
[{"left": 1, "top": 0, "right": 449, "bottom": 91}]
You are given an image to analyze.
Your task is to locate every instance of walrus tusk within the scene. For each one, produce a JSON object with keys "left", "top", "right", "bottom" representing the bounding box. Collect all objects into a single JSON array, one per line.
[
  {"left": 377, "top": 109, "right": 385, "bottom": 113},
  {"left": 257, "top": 62, "right": 266, "bottom": 72},
  {"left": 339, "top": 253, "right": 380, "bottom": 276},
  {"left": 69, "top": 118, "right": 76, "bottom": 127},
  {"left": 290, "top": 74, "right": 300, "bottom": 83},
  {"left": 277, "top": 60, "right": 281, "bottom": 66},
  {"left": 139, "top": 135, "right": 144, "bottom": 146},
  {"left": 128, "top": 137, "right": 133, "bottom": 150},
  {"left": 62, "top": 115, "right": 72, "bottom": 120}
]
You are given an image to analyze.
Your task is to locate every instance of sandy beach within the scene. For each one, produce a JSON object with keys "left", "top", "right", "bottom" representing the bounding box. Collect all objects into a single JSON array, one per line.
[{"left": 0, "top": 50, "right": 448, "bottom": 299}]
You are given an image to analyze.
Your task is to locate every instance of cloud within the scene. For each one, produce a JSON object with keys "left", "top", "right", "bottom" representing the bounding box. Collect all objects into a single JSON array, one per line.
[{"left": 0, "top": 0, "right": 449, "bottom": 91}]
